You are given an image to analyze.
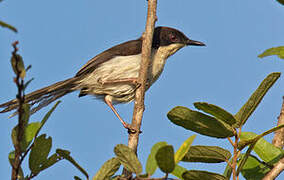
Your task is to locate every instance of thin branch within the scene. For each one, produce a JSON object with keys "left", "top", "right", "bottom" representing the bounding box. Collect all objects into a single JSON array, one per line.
[
  {"left": 11, "top": 41, "right": 25, "bottom": 180},
  {"left": 232, "top": 135, "right": 239, "bottom": 180},
  {"left": 127, "top": 0, "right": 157, "bottom": 155},
  {"left": 272, "top": 97, "right": 284, "bottom": 149},
  {"left": 262, "top": 158, "right": 284, "bottom": 180},
  {"left": 263, "top": 97, "right": 284, "bottom": 179},
  {"left": 123, "top": 0, "right": 157, "bottom": 177}
]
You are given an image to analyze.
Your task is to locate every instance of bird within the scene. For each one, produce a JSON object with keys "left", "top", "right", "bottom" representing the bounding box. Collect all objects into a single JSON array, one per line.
[{"left": 0, "top": 26, "right": 205, "bottom": 130}]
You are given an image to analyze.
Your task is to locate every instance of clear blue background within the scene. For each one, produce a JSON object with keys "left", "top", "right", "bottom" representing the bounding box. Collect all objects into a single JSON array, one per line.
[{"left": 1, "top": 0, "right": 284, "bottom": 179}]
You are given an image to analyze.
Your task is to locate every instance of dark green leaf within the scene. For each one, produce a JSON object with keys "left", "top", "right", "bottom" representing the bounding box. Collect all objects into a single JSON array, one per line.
[
  {"left": 258, "top": 46, "right": 284, "bottom": 59},
  {"left": 11, "top": 126, "right": 18, "bottom": 148},
  {"left": 25, "top": 64, "right": 32, "bottom": 72},
  {"left": 11, "top": 122, "right": 41, "bottom": 152},
  {"left": 145, "top": 141, "right": 168, "bottom": 176},
  {"left": 35, "top": 101, "right": 61, "bottom": 138},
  {"left": 182, "top": 146, "right": 231, "bottom": 163},
  {"left": 11, "top": 54, "right": 25, "bottom": 79},
  {"left": 29, "top": 134, "right": 52, "bottom": 174},
  {"left": 93, "top": 157, "right": 121, "bottom": 180},
  {"left": 155, "top": 145, "right": 175, "bottom": 174},
  {"left": 237, "top": 140, "right": 258, "bottom": 176},
  {"left": 277, "top": 0, "right": 284, "bottom": 5},
  {"left": 23, "top": 78, "right": 34, "bottom": 91},
  {"left": 171, "top": 164, "right": 187, "bottom": 179},
  {"left": 167, "top": 106, "right": 234, "bottom": 138},
  {"left": 114, "top": 144, "right": 142, "bottom": 175},
  {"left": 238, "top": 155, "right": 270, "bottom": 180},
  {"left": 56, "top": 149, "right": 89, "bottom": 179},
  {"left": 182, "top": 170, "right": 227, "bottom": 180},
  {"left": 113, "top": 146, "right": 141, "bottom": 174},
  {"left": 234, "top": 72, "right": 280, "bottom": 127},
  {"left": 239, "top": 132, "right": 284, "bottom": 164},
  {"left": 194, "top": 102, "right": 236, "bottom": 125},
  {"left": 40, "top": 153, "right": 61, "bottom": 171},
  {"left": 21, "top": 103, "right": 30, "bottom": 127},
  {"left": 175, "top": 135, "right": 196, "bottom": 163},
  {"left": 0, "top": 20, "right": 17, "bottom": 33}
]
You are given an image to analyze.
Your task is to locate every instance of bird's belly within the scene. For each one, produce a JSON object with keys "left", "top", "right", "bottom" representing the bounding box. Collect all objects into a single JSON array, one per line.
[
  {"left": 78, "top": 55, "right": 141, "bottom": 102},
  {"left": 78, "top": 53, "right": 166, "bottom": 103}
]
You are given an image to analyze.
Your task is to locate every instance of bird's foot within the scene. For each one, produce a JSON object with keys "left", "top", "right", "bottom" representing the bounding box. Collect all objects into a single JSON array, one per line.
[{"left": 123, "top": 123, "right": 142, "bottom": 134}]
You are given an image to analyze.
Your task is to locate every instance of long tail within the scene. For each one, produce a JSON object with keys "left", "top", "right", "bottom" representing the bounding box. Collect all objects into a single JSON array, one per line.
[{"left": 0, "top": 77, "right": 80, "bottom": 115}]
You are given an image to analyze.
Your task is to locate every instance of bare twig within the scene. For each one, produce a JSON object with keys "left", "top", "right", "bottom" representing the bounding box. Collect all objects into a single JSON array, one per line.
[
  {"left": 11, "top": 41, "right": 25, "bottom": 180},
  {"left": 127, "top": 0, "right": 157, "bottom": 155},
  {"left": 123, "top": 0, "right": 157, "bottom": 177},
  {"left": 232, "top": 135, "right": 240, "bottom": 180},
  {"left": 263, "top": 97, "right": 284, "bottom": 179},
  {"left": 263, "top": 158, "right": 284, "bottom": 180},
  {"left": 272, "top": 97, "right": 284, "bottom": 148}
]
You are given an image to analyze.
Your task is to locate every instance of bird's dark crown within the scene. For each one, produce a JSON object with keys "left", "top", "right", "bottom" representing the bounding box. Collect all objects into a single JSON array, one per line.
[
  {"left": 152, "top": 26, "right": 190, "bottom": 49},
  {"left": 152, "top": 26, "right": 205, "bottom": 49}
]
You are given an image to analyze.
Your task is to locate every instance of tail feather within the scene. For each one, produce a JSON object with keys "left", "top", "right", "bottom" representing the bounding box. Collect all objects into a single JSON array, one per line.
[{"left": 0, "top": 77, "right": 79, "bottom": 114}]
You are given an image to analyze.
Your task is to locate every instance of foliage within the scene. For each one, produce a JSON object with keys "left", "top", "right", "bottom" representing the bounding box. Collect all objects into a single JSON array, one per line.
[
  {"left": 8, "top": 45, "right": 88, "bottom": 180},
  {"left": 0, "top": 20, "right": 18, "bottom": 33},
  {"left": 258, "top": 46, "right": 284, "bottom": 59},
  {"left": 92, "top": 72, "right": 284, "bottom": 179}
]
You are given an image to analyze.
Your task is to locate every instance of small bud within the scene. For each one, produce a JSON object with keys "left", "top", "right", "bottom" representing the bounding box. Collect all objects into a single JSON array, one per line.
[{"left": 11, "top": 54, "right": 26, "bottom": 79}]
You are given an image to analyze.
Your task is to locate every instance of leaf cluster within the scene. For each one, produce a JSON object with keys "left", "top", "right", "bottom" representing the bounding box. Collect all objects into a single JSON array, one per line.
[{"left": 8, "top": 52, "right": 89, "bottom": 180}]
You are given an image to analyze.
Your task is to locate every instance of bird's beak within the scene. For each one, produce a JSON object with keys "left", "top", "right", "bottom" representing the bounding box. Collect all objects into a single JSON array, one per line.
[{"left": 186, "top": 39, "right": 206, "bottom": 46}]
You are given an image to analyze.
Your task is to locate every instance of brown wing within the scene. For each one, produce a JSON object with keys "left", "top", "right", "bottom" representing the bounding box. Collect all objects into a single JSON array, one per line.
[{"left": 76, "top": 38, "right": 142, "bottom": 77}]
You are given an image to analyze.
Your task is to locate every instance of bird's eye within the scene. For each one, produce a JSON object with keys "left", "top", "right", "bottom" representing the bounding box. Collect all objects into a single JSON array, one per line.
[{"left": 170, "top": 34, "right": 178, "bottom": 42}]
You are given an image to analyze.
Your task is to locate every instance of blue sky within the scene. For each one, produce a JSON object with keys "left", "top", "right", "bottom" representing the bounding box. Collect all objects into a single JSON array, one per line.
[{"left": 1, "top": 0, "right": 284, "bottom": 179}]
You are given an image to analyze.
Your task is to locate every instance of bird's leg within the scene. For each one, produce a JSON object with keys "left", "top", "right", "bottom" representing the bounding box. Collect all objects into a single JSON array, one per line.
[{"left": 104, "top": 95, "right": 136, "bottom": 133}]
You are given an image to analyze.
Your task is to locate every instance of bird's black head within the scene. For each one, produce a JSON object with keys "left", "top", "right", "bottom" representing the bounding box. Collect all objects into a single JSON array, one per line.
[{"left": 152, "top": 26, "right": 205, "bottom": 49}]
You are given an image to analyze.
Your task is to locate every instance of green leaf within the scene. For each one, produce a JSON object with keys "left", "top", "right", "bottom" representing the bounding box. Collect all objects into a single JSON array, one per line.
[
  {"left": 239, "top": 132, "right": 284, "bottom": 164},
  {"left": 194, "top": 102, "right": 236, "bottom": 125},
  {"left": 234, "top": 72, "right": 280, "bottom": 127},
  {"left": 145, "top": 141, "right": 168, "bottom": 176},
  {"left": 23, "top": 78, "right": 34, "bottom": 91},
  {"left": 56, "top": 149, "right": 89, "bottom": 179},
  {"left": 167, "top": 106, "right": 234, "bottom": 138},
  {"left": 238, "top": 124, "right": 284, "bottom": 150},
  {"left": 21, "top": 103, "right": 30, "bottom": 127},
  {"left": 35, "top": 101, "right": 61, "bottom": 138},
  {"left": 93, "top": 157, "right": 121, "bottom": 180},
  {"left": 175, "top": 135, "right": 196, "bottom": 164},
  {"left": 0, "top": 20, "right": 17, "bottom": 33},
  {"left": 114, "top": 144, "right": 142, "bottom": 175},
  {"left": 171, "top": 164, "right": 187, "bottom": 179},
  {"left": 40, "top": 153, "right": 61, "bottom": 171},
  {"left": 11, "top": 122, "right": 41, "bottom": 152},
  {"left": 238, "top": 155, "right": 270, "bottom": 180},
  {"left": 29, "top": 134, "right": 52, "bottom": 174},
  {"left": 182, "top": 170, "right": 227, "bottom": 180},
  {"left": 11, "top": 54, "right": 26, "bottom": 79},
  {"left": 182, "top": 145, "right": 231, "bottom": 163},
  {"left": 277, "top": 0, "right": 284, "bottom": 5},
  {"left": 258, "top": 46, "right": 284, "bottom": 59},
  {"left": 155, "top": 145, "right": 175, "bottom": 174}
]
